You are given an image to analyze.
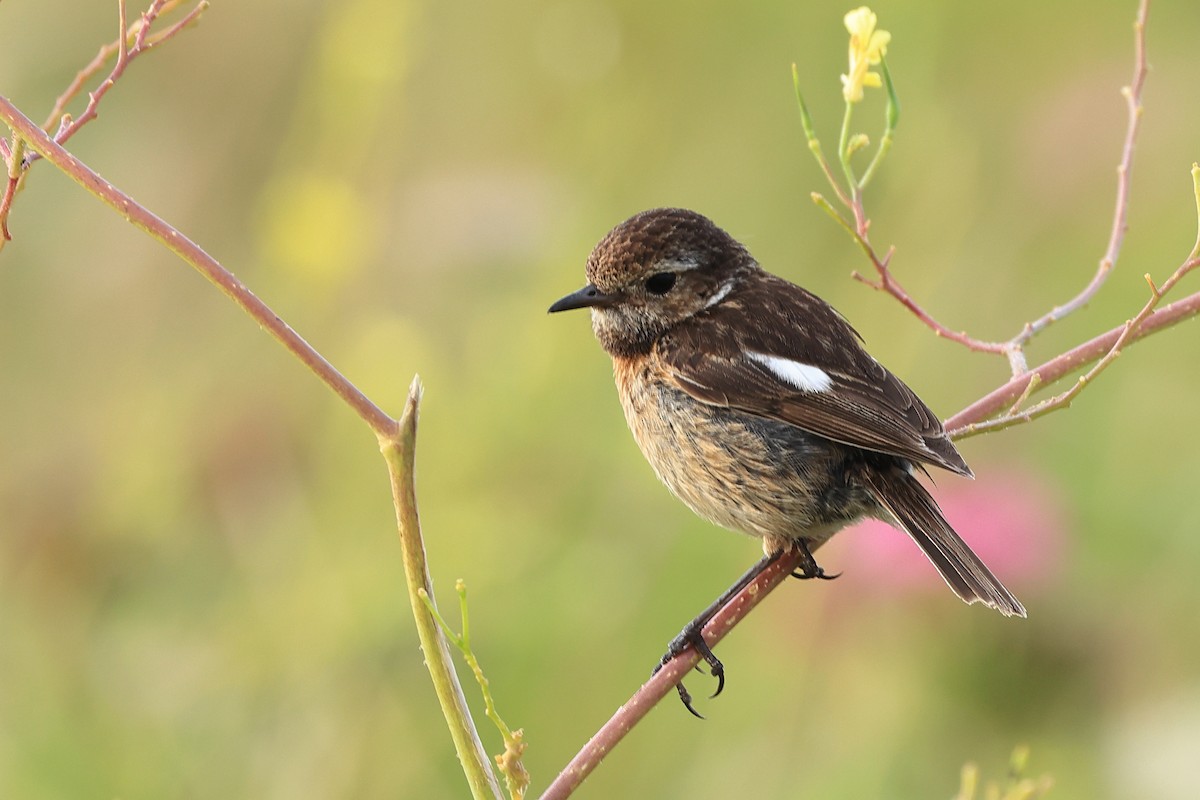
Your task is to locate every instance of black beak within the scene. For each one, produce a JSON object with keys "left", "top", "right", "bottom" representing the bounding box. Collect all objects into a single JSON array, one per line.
[{"left": 548, "top": 283, "right": 613, "bottom": 313}]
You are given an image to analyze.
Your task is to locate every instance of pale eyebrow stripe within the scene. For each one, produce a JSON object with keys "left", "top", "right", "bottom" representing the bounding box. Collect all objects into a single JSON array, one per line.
[{"left": 658, "top": 257, "right": 700, "bottom": 272}]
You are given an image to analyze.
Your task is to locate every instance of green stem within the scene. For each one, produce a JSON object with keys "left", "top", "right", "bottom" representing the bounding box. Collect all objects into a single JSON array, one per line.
[
  {"left": 792, "top": 65, "right": 850, "bottom": 207},
  {"left": 812, "top": 191, "right": 873, "bottom": 262},
  {"left": 837, "top": 100, "right": 858, "bottom": 193},
  {"left": 1190, "top": 163, "right": 1200, "bottom": 259},
  {"left": 420, "top": 581, "right": 530, "bottom": 800},
  {"left": 384, "top": 381, "right": 504, "bottom": 799},
  {"left": 858, "top": 58, "right": 899, "bottom": 189},
  {"left": 811, "top": 192, "right": 858, "bottom": 241},
  {"left": 5, "top": 135, "right": 25, "bottom": 178},
  {"left": 0, "top": 93, "right": 503, "bottom": 800}
]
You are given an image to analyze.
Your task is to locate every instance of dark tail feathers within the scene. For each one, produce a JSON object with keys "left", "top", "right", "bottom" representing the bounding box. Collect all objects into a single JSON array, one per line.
[{"left": 860, "top": 466, "right": 1026, "bottom": 618}]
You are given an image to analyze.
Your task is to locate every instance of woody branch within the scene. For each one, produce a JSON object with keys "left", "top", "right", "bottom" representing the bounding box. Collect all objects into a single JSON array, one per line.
[
  {"left": 0, "top": 3, "right": 505, "bottom": 795},
  {"left": 544, "top": 1, "right": 1196, "bottom": 796},
  {"left": 2, "top": 0, "right": 1193, "bottom": 799}
]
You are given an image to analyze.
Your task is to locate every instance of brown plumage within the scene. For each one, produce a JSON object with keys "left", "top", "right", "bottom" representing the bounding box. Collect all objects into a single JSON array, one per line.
[{"left": 550, "top": 208, "right": 1025, "bottom": 712}]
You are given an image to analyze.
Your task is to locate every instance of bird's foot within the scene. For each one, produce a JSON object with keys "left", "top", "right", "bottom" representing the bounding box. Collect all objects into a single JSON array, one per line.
[
  {"left": 650, "top": 549, "right": 786, "bottom": 717},
  {"left": 653, "top": 621, "right": 725, "bottom": 719},
  {"left": 789, "top": 539, "right": 841, "bottom": 581}
]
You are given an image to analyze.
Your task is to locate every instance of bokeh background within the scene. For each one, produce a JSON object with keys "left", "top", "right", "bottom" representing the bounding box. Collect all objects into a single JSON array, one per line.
[{"left": 2, "top": 1, "right": 1199, "bottom": 797}]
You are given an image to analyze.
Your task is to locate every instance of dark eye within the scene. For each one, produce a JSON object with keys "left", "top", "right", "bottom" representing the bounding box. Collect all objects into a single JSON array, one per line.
[{"left": 644, "top": 272, "right": 677, "bottom": 295}]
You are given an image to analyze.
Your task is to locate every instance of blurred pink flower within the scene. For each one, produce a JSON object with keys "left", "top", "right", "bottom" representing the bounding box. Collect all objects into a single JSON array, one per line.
[{"left": 824, "top": 465, "right": 1068, "bottom": 601}]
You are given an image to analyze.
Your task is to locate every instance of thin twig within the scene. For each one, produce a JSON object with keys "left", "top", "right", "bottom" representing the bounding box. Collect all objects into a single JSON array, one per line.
[
  {"left": 830, "top": 202, "right": 1013, "bottom": 356},
  {"left": 0, "top": 91, "right": 505, "bottom": 798},
  {"left": 0, "top": 0, "right": 207, "bottom": 248},
  {"left": 420, "top": 580, "right": 531, "bottom": 800},
  {"left": 0, "top": 136, "right": 21, "bottom": 240},
  {"left": 1012, "top": 0, "right": 1150, "bottom": 347},
  {"left": 952, "top": 159, "right": 1200, "bottom": 436},
  {"left": 33, "top": 0, "right": 209, "bottom": 161},
  {"left": 793, "top": 66, "right": 851, "bottom": 209},
  {"left": 947, "top": 284, "right": 1200, "bottom": 437},
  {"left": 1005, "top": 373, "right": 1041, "bottom": 417},
  {"left": 539, "top": 548, "right": 805, "bottom": 800},
  {"left": 118, "top": 0, "right": 130, "bottom": 66},
  {"left": 0, "top": 95, "right": 395, "bottom": 437},
  {"left": 953, "top": 262, "right": 1199, "bottom": 438},
  {"left": 857, "top": 57, "right": 898, "bottom": 190},
  {"left": 846, "top": 0, "right": 1152, "bottom": 380}
]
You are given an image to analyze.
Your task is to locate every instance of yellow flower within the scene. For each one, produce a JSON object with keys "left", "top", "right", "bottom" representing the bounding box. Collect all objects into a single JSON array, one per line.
[{"left": 840, "top": 6, "right": 890, "bottom": 103}]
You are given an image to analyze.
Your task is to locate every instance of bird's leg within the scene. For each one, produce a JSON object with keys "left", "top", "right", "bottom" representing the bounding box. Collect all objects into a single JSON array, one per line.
[
  {"left": 790, "top": 538, "right": 840, "bottom": 581},
  {"left": 654, "top": 548, "right": 788, "bottom": 717}
]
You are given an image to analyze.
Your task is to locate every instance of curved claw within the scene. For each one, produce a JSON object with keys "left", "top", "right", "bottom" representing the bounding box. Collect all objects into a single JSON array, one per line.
[
  {"left": 709, "top": 666, "right": 726, "bottom": 699},
  {"left": 657, "top": 552, "right": 792, "bottom": 718},
  {"left": 658, "top": 624, "right": 727, "bottom": 716},
  {"left": 791, "top": 539, "right": 841, "bottom": 581},
  {"left": 791, "top": 568, "right": 841, "bottom": 581},
  {"left": 677, "top": 681, "right": 705, "bottom": 719}
]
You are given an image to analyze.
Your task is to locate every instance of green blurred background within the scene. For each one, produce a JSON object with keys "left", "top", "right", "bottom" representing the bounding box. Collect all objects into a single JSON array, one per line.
[{"left": 3, "top": 1, "right": 1199, "bottom": 797}]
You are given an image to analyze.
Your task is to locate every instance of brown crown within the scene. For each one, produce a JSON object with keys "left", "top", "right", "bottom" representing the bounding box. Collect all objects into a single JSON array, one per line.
[{"left": 585, "top": 208, "right": 750, "bottom": 291}]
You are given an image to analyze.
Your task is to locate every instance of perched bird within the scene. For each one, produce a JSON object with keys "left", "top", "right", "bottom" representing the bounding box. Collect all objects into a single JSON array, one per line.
[{"left": 549, "top": 208, "right": 1025, "bottom": 714}]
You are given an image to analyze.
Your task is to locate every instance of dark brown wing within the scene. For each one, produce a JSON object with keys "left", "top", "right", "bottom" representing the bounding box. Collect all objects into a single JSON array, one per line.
[{"left": 656, "top": 272, "right": 972, "bottom": 476}]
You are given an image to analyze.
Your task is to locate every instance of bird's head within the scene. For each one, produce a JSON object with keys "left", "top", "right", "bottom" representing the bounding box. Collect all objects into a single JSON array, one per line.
[{"left": 549, "top": 208, "right": 754, "bottom": 357}]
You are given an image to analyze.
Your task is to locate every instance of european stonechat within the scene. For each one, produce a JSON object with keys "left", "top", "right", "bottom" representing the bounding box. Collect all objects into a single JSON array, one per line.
[{"left": 550, "top": 208, "right": 1025, "bottom": 713}]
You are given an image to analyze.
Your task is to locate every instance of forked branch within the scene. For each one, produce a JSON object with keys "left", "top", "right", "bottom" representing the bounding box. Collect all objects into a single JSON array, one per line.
[
  {"left": 546, "top": 2, "right": 1194, "bottom": 796},
  {"left": 0, "top": 0, "right": 208, "bottom": 245}
]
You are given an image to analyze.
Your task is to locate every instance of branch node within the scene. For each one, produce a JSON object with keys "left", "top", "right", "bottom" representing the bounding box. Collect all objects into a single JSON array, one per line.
[
  {"left": 850, "top": 270, "right": 879, "bottom": 289},
  {"left": 1003, "top": 373, "right": 1041, "bottom": 416}
]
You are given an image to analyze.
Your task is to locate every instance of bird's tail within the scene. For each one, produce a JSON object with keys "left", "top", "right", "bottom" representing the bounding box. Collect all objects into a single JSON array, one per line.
[{"left": 859, "top": 466, "right": 1027, "bottom": 618}]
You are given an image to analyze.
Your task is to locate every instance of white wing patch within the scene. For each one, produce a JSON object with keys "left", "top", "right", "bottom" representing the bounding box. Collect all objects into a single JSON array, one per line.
[{"left": 746, "top": 352, "right": 833, "bottom": 393}]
